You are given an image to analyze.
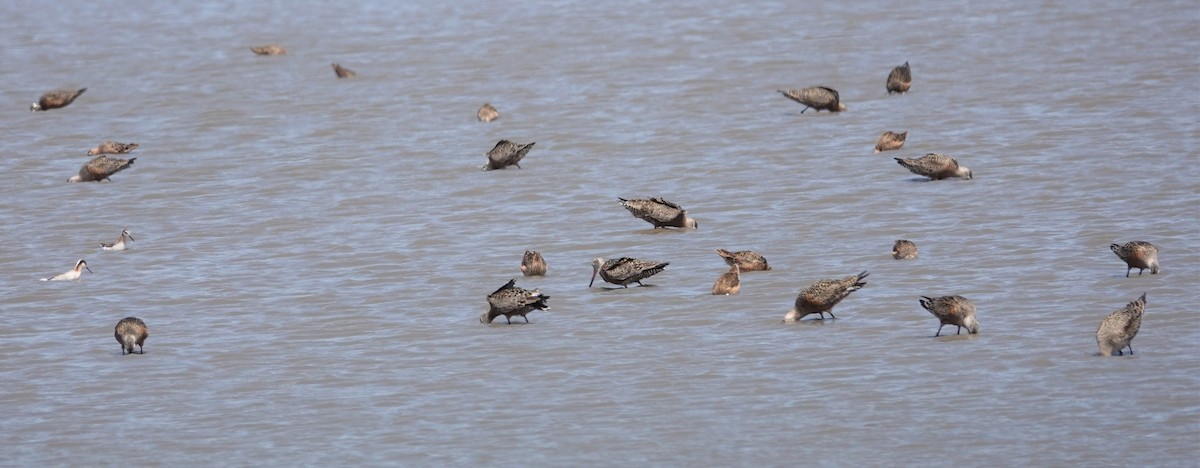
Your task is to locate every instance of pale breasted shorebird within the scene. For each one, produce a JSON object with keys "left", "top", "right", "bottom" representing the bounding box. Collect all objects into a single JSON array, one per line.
[
  {"left": 477, "top": 103, "right": 499, "bottom": 122},
  {"left": 31, "top": 88, "right": 86, "bottom": 112},
  {"left": 590, "top": 257, "right": 669, "bottom": 288},
  {"left": 41, "top": 259, "right": 92, "bottom": 281},
  {"left": 250, "top": 44, "right": 286, "bottom": 55},
  {"left": 895, "top": 153, "right": 973, "bottom": 180},
  {"left": 481, "top": 279, "right": 550, "bottom": 324},
  {"left": 520, "top": 250, "right": 547, "bottom": 277},
  {"left": 332, "top": 63, "right": 356, "bottom": 78},
  {"left": 919, "top": 295, "right": 979, "bottom": 336},
  {"left": 784, "top": 271, "right": 868, "bottom": 322},
  {"left": 892, "top": 240, "right": 918, "bottom": 259},
  {"left": 1096, "top": 293, "right": 1146, "bottom": 356},
  {"left": 711, "top": 265, "right": 741, "bottom": 295},
  {"left": 68, "top": 155, "right": 136, "bottom": 183},
  {"left": 778, "top": 86, "right": 846, "bottom": 113},
  {"left": 618, "top": 197, "right": 698, "bottom": 229},
  {"left": 115, "top": 317, "right": 149, "bottom": 355},
  {"left": 1110, "top": 241, "right": 1160, "bottom": 277},
  {"left": 715, "top": 249, "right": 770, "bottom": 271},
  {"left": 887, "top": 61, "right": 912, "bottom": 94},
  {"left": 483, "top": 140, "right": 535, "bottom": 170},
  {"left": 101, "top": 229, "right": 135, "bottom": 251},
  {"left": 874, "top": 131, "right": 907, "bottom": 153},
  {"left": 87, "top": 141, "right": 139, "bottom": 156}
]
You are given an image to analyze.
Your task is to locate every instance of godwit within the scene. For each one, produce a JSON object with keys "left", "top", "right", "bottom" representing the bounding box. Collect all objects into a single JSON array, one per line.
[
  {"left": 1110, "top": 241, "right": 1160, "bottom": 277},
  {"left": 250, "top": 45, "right": 286, "bottom": 55},
  {"left": 892, "top": 240, "right": 918, "bottom": 259},
  {"left": 87, "top": 141, "right": 139, "bottom": 156},
  {"left": 101, "top": 229, "right": 135, "bottom": 251},
  {"left": 483, "top": 140, "right": 535, "bottom": 170},
  {"left": 1096, "top": 293, "right": 1146, "bottom": 356},
  {"left": 715, "top": 249, "right": 770, "bottom": 271},
  {"left": 520, "top": 250, "right": 547, "bottom": 276},
  {"left": 778, "top": 86, "right": 846, "bottom": 113},
  {"left": 332, "top": 63, "right": 356, "bottom": 78},
  {"left": 887, "top": 61, "right": 912, "bottom": 94},
  {"left": 919, "top": 295, "right": 979, "bottom": 336},
  {"left": 41, "top": 259, "right": 92, "bottom": 281},
  {"left": 30, "top": 88, "right": 86, "bottom": 111},
  {"left": 115, "top": 317, "right": 149, "bottom": 355},
  {"left": 874, "top": 131, "right": 907, "bottom": 153},
  {"left": 590, "top": 257, "right": 669, "bottom": 288},
  {"left": 784, "top": 271, "right": 868, "bottom": 322},
  {"left": 618, "top": 197, "right": 698, "bottom": 229},
  {"left": 481, "top": 279, "right": 550, "bottom": 324},
  {"left": 711, "top": 265, "right": 741, "bottom": 295},
  {"left": 894, "top": 153, "right": 973, "bottom": 180},
  {"left": 68, "top": 155, "right": 136, "bottom": 182},
  {"left": 478, "top": 103, "right": 499, "bottom": 122}
]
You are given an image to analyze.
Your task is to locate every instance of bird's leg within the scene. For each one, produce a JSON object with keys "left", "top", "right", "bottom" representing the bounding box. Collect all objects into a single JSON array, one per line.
[
  {"left": 826, "top": 311, "right": 837, "bottom": 320},
  {"left": 1126, "top": 268, "right": 1131, "bottom": 278},
  {"left": 523, "top": 316, "right": 529, "bottom": 323},
  {"left": 935, "top": 324, "right": 944, "bottom": 337},
  {"left": 1138, "top": 268, "right": 1144, "bottom": 276},
  {"left": 505, "top": 316, "right": 512, "bottom": 324},
  {"left": 1127, "top": 345, "right": 1134, "bottom": 355},
  {"left": 956, "top": 326, "right": 962, "bottom": 335}
]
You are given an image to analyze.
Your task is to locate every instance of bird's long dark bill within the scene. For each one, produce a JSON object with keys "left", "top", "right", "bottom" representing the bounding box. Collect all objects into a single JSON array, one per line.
[{"left": 588, "top": 270, "right": 598, "bottom": 288}]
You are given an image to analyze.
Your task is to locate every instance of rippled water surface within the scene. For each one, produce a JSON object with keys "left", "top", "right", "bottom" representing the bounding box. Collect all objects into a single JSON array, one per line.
[{"left": 1, "top": 0, "right": 1198, "bottom": 465}]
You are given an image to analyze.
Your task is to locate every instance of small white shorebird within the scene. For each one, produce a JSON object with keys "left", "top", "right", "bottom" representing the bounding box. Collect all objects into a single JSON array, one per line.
[
  {"left": 101, "top": 229, "right": 135, "bottom": 251},
  {"left": 41, "top": 259, "right": 93, "bottom": 281}
]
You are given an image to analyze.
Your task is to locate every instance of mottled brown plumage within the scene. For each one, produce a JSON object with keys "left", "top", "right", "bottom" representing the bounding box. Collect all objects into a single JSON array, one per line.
[
  {"left": 784, "top": 271, "right": 868, "bottom": 322},
  {"left": 477, "top": 103, "right": 499, "bottom": 122},
  {"left": 1096, "top": 293, "right": 1146, "bottom": 356},
  {"left": 715, "top": 249, "right": 770, "bottom": 271},
  {"left": 483, "top": 140, "right": 535, "bottom": 170},
  {"left": 331, "top": 63, "right": 356, "bottom": 78},
  {"left": 590, "top": 257, "right": 669, "bottom": 288},
  {"left": 895, "top": 153, "right": 973, "bottom": 180},
  {"left": 778, "top": 86, "right": 845, "bottom": 113},
  {"left": 31, "top": 88, "right": 86, "bottom": 111},
  {"left": 520, "top": 250, "right": 547, "bottom": 276},
  {"left": 919, "top": 295, "right": 979, "bottom": 336},
  {"left": 250, "top": 45, "right": 286, "bottom": 55},
  {"left": 874, "top": 131, "right": 907, "bottom": 153},
  {"left": 69, "top": 155, "right": 136, "bottom": 183},
  {"left": 481, "top": 279, "right": 550, "bottom": 324},
  {"left": 1110, "top": 241, "right": 1159, "bottom": 277},
  {"left": 887, "top": 61, "right": 912, "bottom": 94},
  {"left": 892, "top": 240, "right": 918, "bottom": 260},
  {"left": 711, "top": 265, "right": 741, "bottom": 295},
  {"left": 87, "top": 141, "right": 139, "bottom": 156},
  {"left": 619, "top": 197, "right": 698, "bottom": 229},
  {"left": 115, "top": 317, "right": 148, "bottom": 355}
]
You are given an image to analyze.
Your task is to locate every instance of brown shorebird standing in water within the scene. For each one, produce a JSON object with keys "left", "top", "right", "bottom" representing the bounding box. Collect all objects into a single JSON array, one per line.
[
  {"left": 619, "top": 198, "right": 698, "bottom": 229},
  {"left": 31, "top": 88, "right": 86, "bottom": 111},
  {"left": 250, "top": 44, "right": 286, "bottom": 55},
  {"left": 87, "top": 141, "right": 139, "bottom": 156},
  {"left": 874, "top": 131, "right": 907, "bottom": 153},
  {"left": 101, "top": 229, "right": 135, "bottom": 251},
  {"left": 68, "top": 155, "right": 136, "bottom": 182},
  {"left": 715, "top": 249, "right": 770, "bottom": 271},
  {"left": 711, "top": 265, "right": 741, "bottom": 295},
  {"left": 520, "top": 250, "right": 547, "bottom": 276},
  {"left": 590, "top": 257, "right": 669, "bottom": 288},
  {"left": 41, "top": 259, "right": 93, "bottom": 281},
  {"left": 892, "top": 240, "right": 918, "bottom": 259},
  {"left": 895, "top": 153, "right": 973, "bottom": 180},
  {"left": 784, "top": 271, "right": 868, "bottom": 322},
  {"left": 778, "top": 86, "right": 846, "bottom": 113},
  {"left": 115, "top": 317, "right": 149, "bottom": 355},
  {"left": 477, "top": 103, "right": 499, "bottom": 122},
  {"left": 887, "top": 61, "right": 912, "bottom": 94},
  {"left": 1096, "top": 293, "right": 1146, "bottom": 356},
  {"left": 331, "top": 63, "right": 356, "bottom": 78},
  {"left": 481, "top": 279, "right": 550, "bottom": 324},
  {"left": 482, "top": 140, "right": 535, "bottom": 170},
  {"left": 919, "top": 295, "right": 979, "bottom": 336},
  {"left": 1110, "top": 241, "right": 1159, "bottom": 277}
]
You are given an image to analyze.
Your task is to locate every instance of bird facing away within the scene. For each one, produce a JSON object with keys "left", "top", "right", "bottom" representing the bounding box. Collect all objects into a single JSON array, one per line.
[
  {"left": 895, "top": 153, "right": 973, "bottom": 180},
  {"left": 331, "top": 63, "right": 356, "bottom": 78},
  {"left": 887, "top": 61, "right": 912, "bottom": 94},
  {"left": 481, "top": 279, "right": 550, "bottom": 324},
  {"left": 892, "top": 240, "right": 918, "bottom": 259},
  {"left": 115, "top": 317, "right": 149, "bottom": 355},
  {"left": 477, "top": 103, "right": 499, "bottom": 122},
  {"left": 30, "top": 88, "right": 87, "bottom": 111},
  {"left": 87, "top": 141, "right": 139, "bottom": 156},
  {"left": 520, "top": 250, "right": 547, "bottom": 276},
  {"left": 68, "top": 155, "right": 136, "bottom": 183},
  {"left": 1096, "top": 293, "right": 1146, "bottom": 356},
  {"left": 250, "top": 45, "right": 286, "bottom": 55},
  {"left": 1110, "top": 241, "right": 1160, "bottom": 277},
  {"left": 618, "top": 197, "right": 698, "bottom": 229},
  {"left": 920, "top": 295, "right": 979, "bottom": 336},
  {"left": 482, "top": 140, "right": 535, "bottom": 170},
  {"left": 590, "top": 257, "right": 669, "bottom": 288},
  {"left": 711, "top": 265, "right": 741, "bottom": 295},
  {"left": 101, "top": 229, "right": 135, "bottom": 251},
  {"left": 874, "top": 131, "right": 907, "bottom": 153},
  {"left": 41, "top": 259, "right": 92, "bottom": 281},
  {"left": 778, "top": 86, "right": 846, "bottom": 113},
  {"left": 784, "top": 271, "right": 869, "bottom": 322},
  {"left": 715, "top": 249, "right": 770, "bottom": 271}
]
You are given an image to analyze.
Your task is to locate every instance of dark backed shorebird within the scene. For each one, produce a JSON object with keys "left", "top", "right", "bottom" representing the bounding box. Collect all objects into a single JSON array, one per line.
[
  {"left": 483, "top": 140, "right": 535, "bottom": 170},
  {"left": 31, "top": 88, "right": 86, "bottom": 111},
  {"left": 711, "top": 265, "right": 741, "bottom": 295},
  {"left": 590, "top": 257, "right": 669, "bottom": 288},
  {"left": 887, "top": 61, "right": 912, "bottom": 94},
  {"left": 87, "top": 141, "right": 139, "bottom": 156},
  {"left": 892, "top": 240, "right": 918, "bottom": 259},
  {"left": 250, "top": 44, "right": 286, "bottom": 55},
  {"left": 619, "top": 198, "right": 697, "bottom": 229},
  {"left": 1096, "top": 293, "right": 1146, "bottom": 356},
  {"left": 520, "top": 250, "right": 547, "bottom": 277},
  {"left": 784, "top": 271, "right": 868, "bottom": 322},
  {"left": 331, "top": 63, "right": 356, "bottom": 78},
  {"left": 1110, "top": 241, "right": 1159, "bottom": 277},
  {"left": 481, "top": 279, "right": 550, "bottom": 324},
  {"left": 115, "top": 317, "right": 149, "bottom": 355},
  {"left": 41, "top": 259, "right": 92, "bottom": 281},
  {"left": 477, "top": 103, "right": 499, "bottom": 122},
  {"left": 874, "top": 131, "right": 907, "bottom": 153},
  {"left": 895, "top": 153, "right": 973, "bottom": 180},
  {"left": 69, "top": 155, "right": 136, "bottom": 182},
  {"left": 919, "top": 295, "right": 979, "bottom": 336},
  {"left": 715, "top": 249, "right": 770, "bottom": 271},
  {"left": 101, "top": 229, "right": 135, "bottom": 251},
  {"left": 778, "top": 86, "right": 845, "bottom": 113}
]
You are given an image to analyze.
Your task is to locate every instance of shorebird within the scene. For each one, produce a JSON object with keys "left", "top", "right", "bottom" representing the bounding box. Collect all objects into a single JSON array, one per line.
[
  {"left": 715, "top": 249, "right": 770, "bottom": 271},
  {"left": 784, "top": 271, "right": 868, "bottom": 322},
  {"left": 1096, "top": 293, "right": 1146, "bottom": 356},
  {"left": 483, "top": 140, "right": 535, "bottom": 170},
  {"left": 521, "top": 250, "right": 547, "bottom": 276},
  {"left": 892, "top": 240, "right": 918, "bottom": 259},
  {"left": 887, "top": 61, "right": 912, "bottom": 94},
  {"left": 115, "top": 317, "right": 149, "bottom": 355},
  {"left": 874, "top": 131, "right": 907, "bottom": 153},
  {"left": 250, "top": 44, "right": 286, "bottom": 55},
  {"left": 1110, "top": 241, "right": 1160, "bottom": 277},
  {"left": 101, "top": 229, "right": 135, "bottom": 251},
  {"left": 481, "top": 279, "right": 550, "bottom": 324},
  {"left": 68, "top": 155, "right": 136, "bottom": 182},
  {"left": 332, "top": 63, "right": 356, "bottom": 78},
  {"left": 590, "top": 257, "right": 669, "bottom": 288},
  {"left": 894, "top": 153, "right": 973, "bottom": 180},
  {"left": 778, "top": 86, "right": 846, "bottom": 113},
  {"left": 711, "top": 265, "right": 741, "bottom": 295},
  {"left": 477, "top": 103, "right": 499, "bottom": 122},
  {"left": 87, "top": 141, "right": 139, "bottom": 156},
  {"left": 618, "top": 197, "right": 698, "bottom": 229},
  {"left": 30, "top": 88, "right": 86, "bottom": 111},
  {"left": 919, "top": 295, "right": 979, "bottom": 336},
  {"left": 41, "top": 259, "right": 92, "bottom": 281}
]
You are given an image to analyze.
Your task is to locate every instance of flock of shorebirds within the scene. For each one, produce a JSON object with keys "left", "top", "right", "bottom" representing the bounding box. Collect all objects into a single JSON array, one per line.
[{"left": 31, "top": 51, "right": 1157, "bottom": 357}]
